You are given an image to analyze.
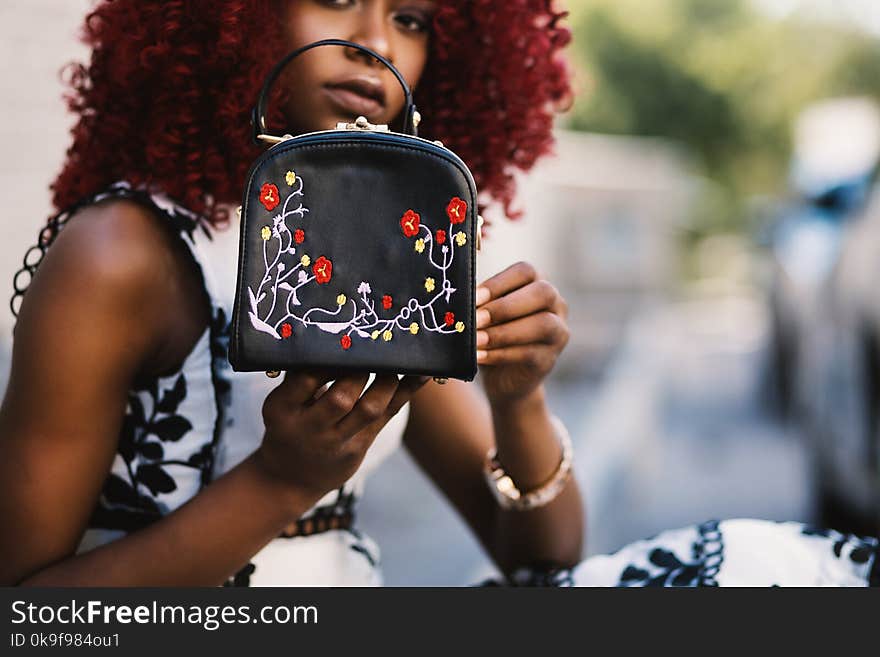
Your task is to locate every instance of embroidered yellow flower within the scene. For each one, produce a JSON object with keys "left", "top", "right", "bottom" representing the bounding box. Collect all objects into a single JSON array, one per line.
[
  {"left": 382, "top": 330, "right": 393, "bottom": 342},
  {"left": 409, "top": 322, "right": 419, "bottom": 335},
  {"left": 336, "top": 294, "right": 347, "bottom": 306},
  {"left": 455, "top": 321, "right": 465, "bottom": 333},
  {"left": 424, "top": 277, "right": 435, "bottom": 293},
  {"left": 414, "top": 238, "right": 425, "bottom": 253},
  {"left": 454, "top": 231, "right": 467, "bottom": 247},
  {"left": 300, "top": 254, "right": 310, "bottom": 267},
  {"left": 285, "top": 170, "right": 296, "bottom": 186},
  {"left": 371, "top": 330, "right": 380, "bottom": 341},
  {"left": 261, "top": 226, "right": 271, "bottom": 241}
]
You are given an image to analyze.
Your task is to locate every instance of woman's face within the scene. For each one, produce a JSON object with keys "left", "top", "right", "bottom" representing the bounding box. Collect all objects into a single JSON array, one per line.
[{"left": 278, "top": 0, "right": 437, "bottom": 135}]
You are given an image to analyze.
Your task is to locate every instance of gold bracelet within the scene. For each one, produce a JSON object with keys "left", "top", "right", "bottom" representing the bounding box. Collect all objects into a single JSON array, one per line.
[{"left": 483, "top": 415, "right": 574, "bottom": 511}]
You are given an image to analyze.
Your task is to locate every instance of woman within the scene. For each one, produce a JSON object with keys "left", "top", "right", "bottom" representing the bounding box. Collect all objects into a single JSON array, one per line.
[
  {"left": 0, "top": 0, "right": 876, "bottom": 587},
  {"left": 0, "top": 0, "right": 582, "bottom": 587}
]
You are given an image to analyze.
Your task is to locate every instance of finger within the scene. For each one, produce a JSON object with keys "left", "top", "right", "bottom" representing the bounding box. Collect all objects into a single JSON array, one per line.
[
  {"left": 275, "top": 369, "right": 336, "bottom": 406},
  {"left": 346, "top": 375, "right": 429, "bottom": 451},
  {"left": 476, "top": 344, "right": 555, "bottom": 369},
  {"left": 335, "top": 372, "right": 401, "bottom": 437},
  {"left": 383, "top": 374, "right": 431, "bottom": 417},
  {"left": 476, "top": 279, "right": 559, "bottom": 329},
  {"left": 308, "top": 371, "right": 372, "bottom": 425},
  {"left": 477, "top": 311, "right": 567, "bottom": 350},
  {"left": 557, "top": 294, "right": 569, "bottom": 321},
  {"left": 476, "top": 261, "right": 539, "bottom": 308}
]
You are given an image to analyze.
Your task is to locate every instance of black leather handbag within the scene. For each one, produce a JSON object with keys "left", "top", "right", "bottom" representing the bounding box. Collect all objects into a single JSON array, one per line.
[{"left": 229, "top": 39, "right": 480, "bottom": 383}]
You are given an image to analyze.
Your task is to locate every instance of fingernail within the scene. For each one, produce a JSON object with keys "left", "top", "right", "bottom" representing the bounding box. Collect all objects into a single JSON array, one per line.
[
  {"left": 475, "top": 286, "right": 490, "bottom": 306},
  {"left": 476, "top": 330, "right": 489, "bottom": 347},
  {"left": 476, "top": 308, "right": 490, "bottom": 329},
  {"left": 476, "top": 349, "right": 488, "bottom": 362}
]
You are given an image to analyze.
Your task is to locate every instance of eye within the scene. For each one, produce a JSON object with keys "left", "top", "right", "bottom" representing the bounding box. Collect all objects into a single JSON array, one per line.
[
  {"left": 393, "top": 10, "right": 431, "bottom": 34},
  {"left": 318, "top": 0, "right": 356, "bottom": 8}
]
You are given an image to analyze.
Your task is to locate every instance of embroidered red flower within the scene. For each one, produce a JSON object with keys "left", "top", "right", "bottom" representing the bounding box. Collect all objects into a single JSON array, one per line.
[
  {"left": 446, "top": 197, "right": 467, "bottom": 224},
  {"left": 259, "top": 183, "right": 280, "bottom": 212},
  {"left": 294, "top": 229, "right": 305, "bottom": 244},
  {"left": 281, "top": 323, "right": 293, "bottom": 339},
  {"left": 444, "top": 311, "right": 455, "bottom": 327},
  {"left": 340, "top": 335, "right": 352, "bottom": 350},
  {"left": 400, "top": 209, "right": 420, "bottom": 238},
  {"left": 435, "top": 229, "right": 446, "bottom": 245},
  {"left": 382, "top": 294, "right": 393, "bottom": 310},
  {"left": 313, "top": 256, "right": 333, "bottom": 284}
]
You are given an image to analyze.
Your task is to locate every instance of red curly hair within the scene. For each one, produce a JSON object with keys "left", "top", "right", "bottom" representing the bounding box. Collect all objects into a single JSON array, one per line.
[{"left": 51, "top": 0, "right": 572, "bottom": 226}]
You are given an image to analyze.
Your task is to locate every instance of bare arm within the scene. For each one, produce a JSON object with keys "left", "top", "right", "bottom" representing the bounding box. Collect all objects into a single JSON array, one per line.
[
  {"left": 17, "top": 453, "right": 317, "bottom": 586},
  {"left": 402, "top": 378, "right": 583, "bottom": 577},
  {"left": 0, "top": 201, "right": 321, "bottom": 586},
  {"left": 403, "top": 261, "right": 585, "bottom": 578}
]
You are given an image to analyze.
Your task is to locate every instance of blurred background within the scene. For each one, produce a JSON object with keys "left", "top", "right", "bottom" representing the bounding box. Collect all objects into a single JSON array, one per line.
[{"left": 2, "top": 0, "right": 880, "bottom": 584}]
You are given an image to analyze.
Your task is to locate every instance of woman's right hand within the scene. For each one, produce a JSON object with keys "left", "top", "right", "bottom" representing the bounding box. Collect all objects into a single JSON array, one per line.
[{"left": 255, "top": 370, "right": 429, "bottom": 500}]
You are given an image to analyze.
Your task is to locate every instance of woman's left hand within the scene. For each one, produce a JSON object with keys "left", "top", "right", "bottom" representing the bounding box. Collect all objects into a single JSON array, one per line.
[{"left": 474, "top": 261, "right": 570, "bottom": 406}]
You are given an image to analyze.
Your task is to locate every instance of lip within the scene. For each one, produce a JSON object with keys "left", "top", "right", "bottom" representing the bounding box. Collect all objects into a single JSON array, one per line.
[{"left": 323, "top": 75, "right": 386, "bottom": 119}]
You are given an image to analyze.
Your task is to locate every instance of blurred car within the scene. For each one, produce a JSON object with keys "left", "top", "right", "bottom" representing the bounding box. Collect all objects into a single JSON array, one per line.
[
  {"left": 760, "top": 191, "right": 854, "bottom": 419},
  {"left": 758, "top": 97, "right": 880, "bottom": 534},
  {"left": 807, "top": 187, "right": 880, "bottom": 535},
  {"left": 761, "top": 98, "right": 880, "bottom": 421}
]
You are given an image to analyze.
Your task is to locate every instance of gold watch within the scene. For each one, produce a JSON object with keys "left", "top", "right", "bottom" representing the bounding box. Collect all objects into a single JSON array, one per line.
[{"left": 484, "top": 415, "right": 574, "bottom": 511}]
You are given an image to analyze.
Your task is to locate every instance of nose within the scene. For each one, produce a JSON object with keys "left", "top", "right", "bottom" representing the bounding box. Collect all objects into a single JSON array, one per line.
[{"left": 344, "top": 4, "right": 394, "bottom": 67}]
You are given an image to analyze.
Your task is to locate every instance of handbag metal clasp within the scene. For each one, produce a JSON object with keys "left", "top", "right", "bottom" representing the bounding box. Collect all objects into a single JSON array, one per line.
[
  {"left": 256, "top": 133, "right": 294, "bottom": 146},
  {"left": 336, "top": 115, "right": 389, "bottom": 132}
]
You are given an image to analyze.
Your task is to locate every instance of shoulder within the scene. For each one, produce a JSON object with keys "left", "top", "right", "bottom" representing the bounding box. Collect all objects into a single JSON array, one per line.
[
  {"left": 16, "top": 196, "right": 209, "bottom": 374},
  {"left": 43, "top": 196, "right": 185, "bottom": 291}
]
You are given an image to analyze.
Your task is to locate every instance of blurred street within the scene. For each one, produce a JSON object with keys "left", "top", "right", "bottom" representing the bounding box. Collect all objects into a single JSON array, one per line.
[{"left": 359, "top": 291, "right": 813, "bottom": 585}]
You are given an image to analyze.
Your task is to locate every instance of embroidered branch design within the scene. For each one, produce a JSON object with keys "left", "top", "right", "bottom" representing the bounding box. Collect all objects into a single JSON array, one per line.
[{"left": 247, "top": 172, "right": 469, "bottom": 350}]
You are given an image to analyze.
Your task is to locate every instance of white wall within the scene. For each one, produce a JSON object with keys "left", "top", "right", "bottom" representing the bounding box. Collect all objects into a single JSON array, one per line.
[{"left": 0, "top": 1, "right": 93, "bottom": 343}]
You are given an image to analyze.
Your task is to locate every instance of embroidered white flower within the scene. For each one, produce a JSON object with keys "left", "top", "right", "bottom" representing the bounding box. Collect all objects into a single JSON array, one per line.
[
  {"left": 357, "top": 281, "right": 372, "bottom": 295},
  {"left": 298, "top": 270, "right": 309, "bottom": 284},
  {"left": 277, "top": 262, "right": 285, "bottom": 273},
  {"left": 441, "top": 245, "right": 449, "bottom": 254}
]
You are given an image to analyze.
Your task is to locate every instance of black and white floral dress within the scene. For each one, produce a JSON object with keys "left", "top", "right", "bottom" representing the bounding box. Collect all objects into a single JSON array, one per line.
[
  {"left": 13, "top": 181, "right": 879, "bottom": 587},
  {"left": 509, "top": 519, "right": 878, "bottom": 587}
]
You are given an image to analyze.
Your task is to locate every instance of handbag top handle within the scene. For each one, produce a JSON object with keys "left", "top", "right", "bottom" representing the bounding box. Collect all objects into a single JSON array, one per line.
[{"left": 251, "top": 38, "right": 420, "bottom": 145}]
